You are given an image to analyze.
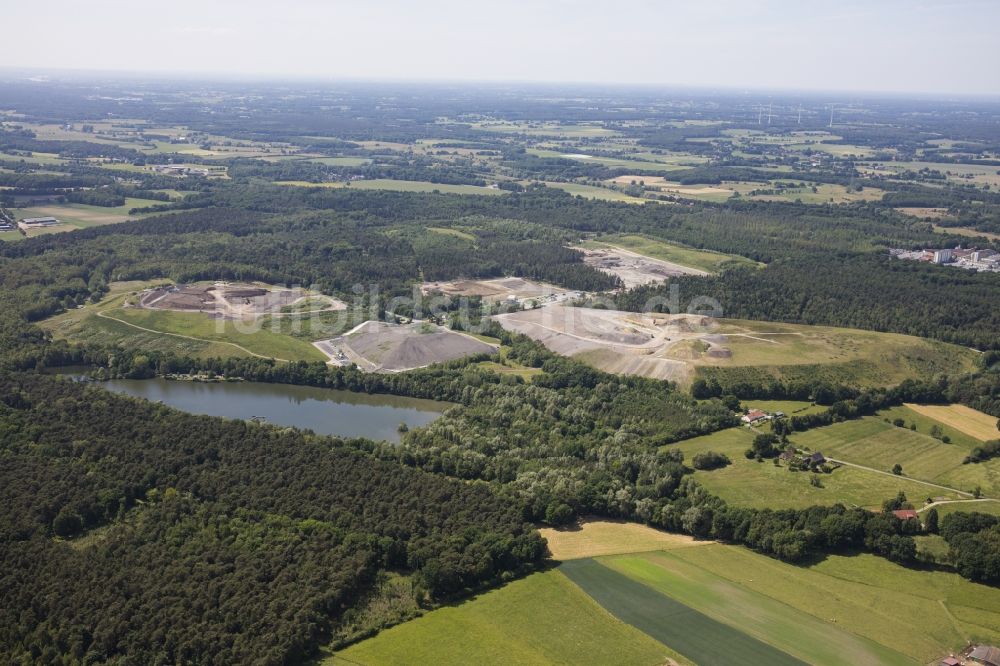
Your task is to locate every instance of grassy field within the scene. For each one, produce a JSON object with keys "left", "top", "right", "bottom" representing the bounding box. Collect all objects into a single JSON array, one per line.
[
  {"left": 473, "top": 121, "right": 620, "bottom": 138},
  {"left": 933, "top": 224, "right": 1000, "bottom": 241},
  {"left": 740, "top": 399, "right": 827, "bottom": 416},
  {"left": 42, "top": 301, "right": 252, "bottom": 360},
  {"left": 582, "top": 233, "right": 758, "bottom": 273},
  {"left": 791, "top": 414, "right": 999, "bottom": 498},
  {"left": 10, "top": 197, "right": 163, "bottom": 237},
  {"left": 40, "top": 285, "right": 326, "bottom": 362},
  {"left": 670, "top": 427, "right": 966, "bottom": 509},
  {"left": 929, "top": 499, "right": 1000, "bottom": 520},
  {"left": 527, "top": 148, "right": 687, "bottom": 171},
  {"left": 426, "top": 226, "right": 476, "bottom": 240},
  {"left": 328, "top": 570, "right": 685, "bottom": 666},
  {"left": 274, "top": 179, "right": 506, "bottom": 195},
  {"left": 541, "top": 182, "right": 650, "bottom": 203},
  {"left": 333, "top": 530, "right": 1000, "bottom": 665},
  {"left": 103, "top": 308, "right": 325, "bottom": 362},
  {"left": 474, "top": 360, "right": 543, "bottom": 381},
  {"left": 861, "top": 160, "right": 1000, "bottom": 188},
  {"left": 693, "top": 319, "right": 979, "bottom": 389},
  {"left": 878, "top": 404, "right": 983, "bottom": 449},
  {"left": 539, "top": 519, "right": 704, "bottom": 560},
  {"left": 638, "top": 544, "right": 1000, "bottom": 662},
  {"left": 597, "top": 552, "right": 910, "bottom": 665},
  {"left": 904, "top": 403, "right": 1000, "bottom": 442},
  {"left": 306, "top": 156, "right": 373, "bottom": 167},
  {"left": 562, "top": 558, "right": 807, "bottom": 666}
]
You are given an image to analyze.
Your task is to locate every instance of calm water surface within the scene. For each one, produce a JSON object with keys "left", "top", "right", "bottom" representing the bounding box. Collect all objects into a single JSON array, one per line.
[{"left": 96, "top": 377, "right": 450, "bottom": 442}]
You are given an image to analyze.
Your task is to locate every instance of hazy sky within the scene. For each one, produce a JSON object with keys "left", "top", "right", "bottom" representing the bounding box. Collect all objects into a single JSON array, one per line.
[{"left": 3, "top": 0, "right": 999, "bottom": 95}]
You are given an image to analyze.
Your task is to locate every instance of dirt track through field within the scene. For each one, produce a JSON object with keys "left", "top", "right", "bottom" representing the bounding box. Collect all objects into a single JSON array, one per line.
[
  {"left": 96, "top": 310, "right": 289, "bottom": 361},
  {"left": 825, "top": 458, "right": 974, "bottom": 498}
]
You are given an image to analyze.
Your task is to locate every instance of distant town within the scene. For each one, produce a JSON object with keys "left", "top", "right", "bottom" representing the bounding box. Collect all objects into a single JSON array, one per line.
[{"left": 890, "top": 246, "right": 1000, "bottom": 272}]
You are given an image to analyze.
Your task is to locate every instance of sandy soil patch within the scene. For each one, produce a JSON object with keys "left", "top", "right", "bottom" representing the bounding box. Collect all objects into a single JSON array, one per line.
[
  {"left": 904, "top": 403, "right": 1000, "bottom": 441},
  {"left": 421, "top": 276, "right": 567, "bottom": 301},
  {"left": 137, "top": 283, "right": 345, "bottom": 319},
  {"left": 316, "top": 320, "right": 497, "bottom": 372},
  {"left": 494, "top": 305, "right": 718, "bottom": 382},
  {"left": 540, "top": 519, "right": 706, "bottom": 560},
  {"left": 574, "top": 246, "right": 707, "bottom": 288},
  {"left": 895, "top": 207, "right": 954, "bottom": 219}
]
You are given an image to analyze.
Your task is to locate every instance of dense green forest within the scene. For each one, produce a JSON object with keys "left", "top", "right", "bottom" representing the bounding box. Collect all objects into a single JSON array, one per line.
[
  {"left": 2, "top": 78, "right": 1000, "bottom": 663},
  {"left": 0, "top": 372, "right": 544, "bottom": 663}
]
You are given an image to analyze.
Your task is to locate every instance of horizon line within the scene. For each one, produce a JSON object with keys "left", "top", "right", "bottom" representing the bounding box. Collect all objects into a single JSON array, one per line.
[{"left": 1, "top": 66, "right": 998, "bottom": 102}]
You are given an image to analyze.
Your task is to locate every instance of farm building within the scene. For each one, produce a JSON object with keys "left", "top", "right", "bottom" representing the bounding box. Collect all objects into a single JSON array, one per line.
[
  {"left": 939, "top": 657, "right": 960, "bottom": 666},
  {"left": 892, "top": 509, "right": 919, "bottom": 521},
  {"left": 18, "top": 216, "right": 61, "bottom": 230},
  {"left": 741, "top": 409, "right": 769, "bottom": 425},
  {"left": 970, "top": 645, "right": 1000, "bottom": 666},
  {"left": 806, "top": 452, "right": 826, "bottom": 466}
]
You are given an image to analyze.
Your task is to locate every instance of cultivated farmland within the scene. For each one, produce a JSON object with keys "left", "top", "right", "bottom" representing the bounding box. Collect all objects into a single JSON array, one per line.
[
  {"left": 327, "top": 570, "right": 686, "bottom": 666},
  {"left": 670, "top": 427, "right": 966, "bottom": 509},
  {"left": 904, "top": 403, "right": 1000, "bottom": 442}
]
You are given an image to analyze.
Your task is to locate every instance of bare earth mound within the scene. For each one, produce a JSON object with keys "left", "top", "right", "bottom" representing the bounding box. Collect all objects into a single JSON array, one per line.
[
  {"left": 574, "top": 245, "right": 707, "bottom": 288},
  {"left": 495, "top": 306, "right": 977, "bottom": 387},
  {"left": 421, "top": 276, "right": 571, "bottom": 302},
  {"left": 316, "top": 321, "right": 497, "bottom": 372},
  {"left": 138, "top": 282, "right": 345, "bottom": 319},
  {"left": 494, "top": 305, "right": 716, "bottom": 382}
]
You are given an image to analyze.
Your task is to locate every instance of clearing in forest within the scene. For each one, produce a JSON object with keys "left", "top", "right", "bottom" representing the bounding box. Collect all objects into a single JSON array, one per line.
[
  {"left": 420, "top": 276, "right": 570, "bottom": 302},
  {"left": 539, "top": 519, "right": 706, "bottom": 560},
  {"left": 573, "top": 245, "right": 709, "bottom": 287}
]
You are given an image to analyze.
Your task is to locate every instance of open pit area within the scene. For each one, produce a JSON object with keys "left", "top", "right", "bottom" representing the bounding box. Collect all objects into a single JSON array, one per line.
[
  {"left": 494, "top": 306, "right": 979, "bottom": 386},
  {"left": 573, "top": 246, "right": 708, "bottom": 288},
  {"left": 314, "top": 320, "right": 498, "bottom": 372},
  {"left": 421, "top": 276, "right": 573, "bottom": 302},
  {"left": 137, "top": 283, "right": 345, "bottom": 319}
]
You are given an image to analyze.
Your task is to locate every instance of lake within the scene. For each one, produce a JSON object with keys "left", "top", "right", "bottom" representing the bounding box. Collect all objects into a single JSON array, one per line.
[{"left": 95, "top": 378, "right": 451, "bottom": 442}]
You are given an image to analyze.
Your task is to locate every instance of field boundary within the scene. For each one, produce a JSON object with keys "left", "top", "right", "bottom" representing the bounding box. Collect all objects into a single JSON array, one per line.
[
  {"left": 826, "top": 458, "right": 974, "bottom": 498},
  {"left": 561, "top": 558, "right": 807, "bottom": 666}
]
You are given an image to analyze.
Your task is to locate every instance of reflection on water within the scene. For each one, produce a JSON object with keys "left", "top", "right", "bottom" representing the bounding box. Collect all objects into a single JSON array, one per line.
[{"left": 94, "top": 377, "right": 451, "bottom": 443}]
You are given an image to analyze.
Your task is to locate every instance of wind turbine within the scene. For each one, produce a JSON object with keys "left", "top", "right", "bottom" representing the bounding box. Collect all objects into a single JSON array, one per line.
[{"left": 767, "top": 102, "right": 773, "bottom": 125}]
